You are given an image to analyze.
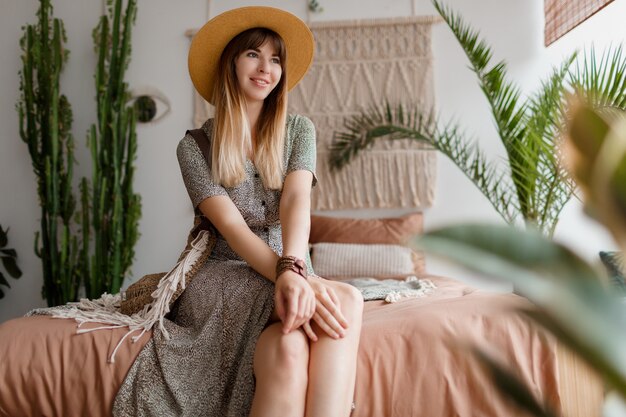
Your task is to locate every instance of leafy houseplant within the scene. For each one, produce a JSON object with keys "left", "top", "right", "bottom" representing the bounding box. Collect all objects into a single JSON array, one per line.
[
  {"left": 80, "top": 0, "right": 141, "bottom": 298},
  {"left": 0, "top": 225, "right": 23, "bottom": 299},
  {"left": 17, "top": 0, "right": 80, "bottom": 306},
  {"left": 330, "top": 0, "right": 626, "bottom": 237},
  {"left": 417, "top": 103, "right": 626, "bottom": 416}
]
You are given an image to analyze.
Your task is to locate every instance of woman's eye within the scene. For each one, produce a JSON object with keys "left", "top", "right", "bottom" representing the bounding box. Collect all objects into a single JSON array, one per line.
[
  {"left": 271, "top": 58, "right": 280, "bottom": 64},
  {"left": 247, "top": 52, "right": 258, "bottom": 58},
  {"left": 126, "top": 86, "right": 171, "bottom": 123}
]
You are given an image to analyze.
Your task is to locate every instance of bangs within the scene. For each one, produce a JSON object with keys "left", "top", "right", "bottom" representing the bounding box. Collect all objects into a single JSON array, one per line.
[{"left": 235, "top": 28, "right": 286, "bottom": 62}]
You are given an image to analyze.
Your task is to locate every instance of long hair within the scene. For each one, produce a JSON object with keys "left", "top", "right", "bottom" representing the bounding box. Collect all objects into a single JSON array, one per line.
[{"left": 211, "top": 28, "right": 288, "bottom": 189}]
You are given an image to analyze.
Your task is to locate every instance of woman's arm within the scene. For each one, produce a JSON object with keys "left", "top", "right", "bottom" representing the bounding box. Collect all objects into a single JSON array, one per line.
[
  {"left": 199, "top": 188, "right": 315, "bottom": 334},
  {"left": 197, "top": 195, "right": 280, "bottom": 282},
  {"left": 279, "top": 170, "right": 313, "bottom": 260}
]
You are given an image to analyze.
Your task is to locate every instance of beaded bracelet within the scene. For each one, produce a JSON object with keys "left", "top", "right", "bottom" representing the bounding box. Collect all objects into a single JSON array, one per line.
[{"left": 276, "top": 255, "right": 308, "bottom": 281}]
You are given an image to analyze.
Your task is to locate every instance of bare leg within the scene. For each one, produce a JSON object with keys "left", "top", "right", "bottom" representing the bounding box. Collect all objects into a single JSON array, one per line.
[
  {"left": 250, "top": 323, "right": 309, "bottom": 417},
  {"left": 305, "top": 282, "right": 364, "bottom": 417}
]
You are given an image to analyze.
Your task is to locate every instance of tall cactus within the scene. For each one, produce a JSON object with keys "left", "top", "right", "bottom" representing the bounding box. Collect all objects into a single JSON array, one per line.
[
  {"left": 17, "top": 0, "right": 80, "bottom": 306},
  {"left": 81, "top": 0, "right": 141, "bottom": 298}
]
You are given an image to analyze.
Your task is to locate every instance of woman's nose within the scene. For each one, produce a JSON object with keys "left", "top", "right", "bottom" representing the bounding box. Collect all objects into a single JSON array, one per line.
[{"left": 257, "top": 59, "right": 269, "bottom": 73}]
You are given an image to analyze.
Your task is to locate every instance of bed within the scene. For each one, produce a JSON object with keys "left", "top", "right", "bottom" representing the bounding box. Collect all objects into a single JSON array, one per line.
[
  {"left": 0, "top": 213, "right": 603, "bottom": 417},
  {"left": 0, "top": 277, "right": 602, "bottom": 417}
]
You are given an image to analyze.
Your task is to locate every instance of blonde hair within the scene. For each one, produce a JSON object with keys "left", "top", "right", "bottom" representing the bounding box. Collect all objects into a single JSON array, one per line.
[{"left": 211, "top": 28, "right": 288, "bottom": 189}]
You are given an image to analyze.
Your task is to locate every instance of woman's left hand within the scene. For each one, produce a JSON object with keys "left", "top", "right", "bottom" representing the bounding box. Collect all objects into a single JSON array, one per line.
[{"left": 302, "top": 275, "right": 349, "bottom": 341}]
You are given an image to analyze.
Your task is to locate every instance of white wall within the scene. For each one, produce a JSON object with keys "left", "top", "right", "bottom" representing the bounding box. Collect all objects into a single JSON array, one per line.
[{"left": 0, "top": 0, "right": 622, "bottom": 322}]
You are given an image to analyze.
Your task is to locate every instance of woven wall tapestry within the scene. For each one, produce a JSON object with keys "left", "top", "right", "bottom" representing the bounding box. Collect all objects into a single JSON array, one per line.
[
  {"left": 545, "top": 0, "right": 615, "bottom": 46},
  {"left": 186, "top": 15, "right": 439, "bottom": 211}
]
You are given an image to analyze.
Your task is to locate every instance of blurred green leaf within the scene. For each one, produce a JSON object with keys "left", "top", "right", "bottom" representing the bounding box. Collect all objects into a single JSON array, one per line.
[
  {"left": 0, "top": 225, "right": 7, "bottom": 248},
  {"left": 0, "top": 271, "right": 9, "bottom": 288},
  {"left": 416, "top": 224, "right": 626, "bottom": 395},
  {"left": 471, "top": 345, "right": 559, "bottom": 417},
  {"left": 1, "top": 256, "right": 22, "bottom": 279},
  {"left": 603, "top": 391, "right": 626, "bottom": 417},
  {"left": 1, "top": 249, "right": 17, "bottom": 257}
]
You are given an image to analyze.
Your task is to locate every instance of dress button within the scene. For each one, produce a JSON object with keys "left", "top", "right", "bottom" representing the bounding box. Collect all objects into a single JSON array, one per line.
[
  {"left": 254, "top": 173, "right": 259, "bottom": 178},
  {"left": 261, "top": 200, "right": 266, "bottom": 206},
  {"left": 264, "top": 227, "right": 269, "bottom": 232}
]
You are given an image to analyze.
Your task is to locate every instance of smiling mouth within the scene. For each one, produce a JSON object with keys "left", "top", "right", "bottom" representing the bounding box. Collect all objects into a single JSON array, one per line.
[{"left": 251, "top": 78, "right": 270, "bottom": 87}]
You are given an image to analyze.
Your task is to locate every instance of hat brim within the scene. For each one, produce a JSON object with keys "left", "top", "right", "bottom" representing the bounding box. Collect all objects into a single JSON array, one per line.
[{"left": 188, "top": 6, "right": 314, "bottom": 104}]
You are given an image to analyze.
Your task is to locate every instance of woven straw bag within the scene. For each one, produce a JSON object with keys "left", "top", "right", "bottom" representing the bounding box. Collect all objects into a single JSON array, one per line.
[{"left": 120, "top": 128, "right": 216, "bottom": 316}]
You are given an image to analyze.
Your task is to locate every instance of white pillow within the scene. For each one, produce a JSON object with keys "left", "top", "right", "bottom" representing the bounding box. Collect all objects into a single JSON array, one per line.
[{"left": 310, "top": 242, "right": 416, "bottom": 279}]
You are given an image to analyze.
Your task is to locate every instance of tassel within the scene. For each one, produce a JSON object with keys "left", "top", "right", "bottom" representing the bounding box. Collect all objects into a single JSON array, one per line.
[{"left": 39, "top": 230, "right": 211, "bottom": 363}]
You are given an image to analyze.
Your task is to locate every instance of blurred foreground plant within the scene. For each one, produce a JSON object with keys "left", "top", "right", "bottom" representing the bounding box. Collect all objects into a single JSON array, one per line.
[{"left": 417, "top": 103, "right": 626, "bottom": 415}]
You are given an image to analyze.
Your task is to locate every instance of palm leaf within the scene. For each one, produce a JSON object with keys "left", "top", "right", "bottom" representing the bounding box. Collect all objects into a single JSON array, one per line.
[
  {"left": 330, "top": 102, "right": 436, "bottom": 170},
  {"left": 570, "top": 45, "right": 626, "bottom": 111},
  {"left": 331, "top": 102, "right": 519, "bottom": 224},
  {"left": 432, "top": 0, "right": 526, "bottom": 149}
]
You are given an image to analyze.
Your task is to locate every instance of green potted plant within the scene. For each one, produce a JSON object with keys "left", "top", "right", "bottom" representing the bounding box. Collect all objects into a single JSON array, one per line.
[{"left": 331, "top": 0, "right": 626, "bottom": 237}]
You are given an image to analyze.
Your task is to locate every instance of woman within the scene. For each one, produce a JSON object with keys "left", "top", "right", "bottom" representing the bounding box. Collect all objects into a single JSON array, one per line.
[{"left": 113, "top": 7, "right": 363, "bottom": 417}]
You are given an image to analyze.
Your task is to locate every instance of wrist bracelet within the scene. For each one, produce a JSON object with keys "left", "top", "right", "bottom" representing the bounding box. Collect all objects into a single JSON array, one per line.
[{"left": 276, "top": 255, "right": 308, "bottom": 281}]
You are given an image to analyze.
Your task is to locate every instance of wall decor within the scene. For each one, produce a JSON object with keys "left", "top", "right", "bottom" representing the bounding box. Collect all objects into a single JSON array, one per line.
[
  {"left": 129, "top": 86, "right": 171, "bottom": 123},
  {"left": 545, "top": 0, "right": 615, "bottom": 46}
]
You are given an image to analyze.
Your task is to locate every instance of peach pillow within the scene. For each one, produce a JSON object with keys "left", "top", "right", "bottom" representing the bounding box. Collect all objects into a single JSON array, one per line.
[
  {"left": 309, "top": 213, "right": 425, "bottom": 276},
  {"left": 309, "top": 212, "right": 423, "bottom": 244}
]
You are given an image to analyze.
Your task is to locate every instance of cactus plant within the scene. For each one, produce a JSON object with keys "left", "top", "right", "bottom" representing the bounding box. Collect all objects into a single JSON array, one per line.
[
  {"left": 0, "top": 224, "right": 23, "bottom": 300},
  {"left": 17, "top": 0, "right": 80, "bottom": 306},
  {"left": 80, "top": 0, "right": 141, "bottom": 298}
]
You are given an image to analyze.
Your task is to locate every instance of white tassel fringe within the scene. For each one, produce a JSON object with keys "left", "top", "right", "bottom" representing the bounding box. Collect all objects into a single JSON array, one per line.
[{"left": 43, "top": 230, "right": 210, "bottom": 364}]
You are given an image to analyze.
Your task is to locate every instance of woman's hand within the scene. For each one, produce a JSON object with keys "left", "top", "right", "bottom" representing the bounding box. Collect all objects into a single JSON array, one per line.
[
  {"left": 274, "top": 271, "right": 316, "bottom": 334},
  {"left": 302, "top": 275, "right": 349, "bottom": 342}
]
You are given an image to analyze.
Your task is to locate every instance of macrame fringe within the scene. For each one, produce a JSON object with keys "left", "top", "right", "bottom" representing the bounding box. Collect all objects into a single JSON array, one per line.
[
  {"left": 313, "top": 150, "right": 436, "bottom": 210},
  {"left": 384, "top": 278, "right": 436, "bottom": 303},
  {"left": 40, "top": 230, "right": 210, "bottom": 364}
]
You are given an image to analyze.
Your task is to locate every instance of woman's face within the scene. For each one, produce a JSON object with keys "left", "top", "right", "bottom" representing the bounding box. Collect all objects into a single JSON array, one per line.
[{"left": 234, "top": 41, "right": 283, "bottom": 105}]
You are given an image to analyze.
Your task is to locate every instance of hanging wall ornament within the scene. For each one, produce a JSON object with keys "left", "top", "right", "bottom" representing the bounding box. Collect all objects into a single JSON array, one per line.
[{"left": 128, "top": 86, "right": 171, "bottom": 123}]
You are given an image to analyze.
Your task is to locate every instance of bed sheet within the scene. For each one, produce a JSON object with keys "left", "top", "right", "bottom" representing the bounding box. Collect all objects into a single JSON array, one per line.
[
  {"left": 353, "top": 275, "right": 561, "bottom": 417},
  {"left": 1, "top": 276, "right": 564, "bottom": 417}
]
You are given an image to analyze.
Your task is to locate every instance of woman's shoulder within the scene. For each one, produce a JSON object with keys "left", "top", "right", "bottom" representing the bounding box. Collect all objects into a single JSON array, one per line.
[
  {"left": 177, "top": 119, "right": 214, "bottom": 152},
  {"left": 286, "top": 114, "right": 315, "bottom": 138},
  {"left": 287, "top": 113, "right": 313, "bottom": 127}
]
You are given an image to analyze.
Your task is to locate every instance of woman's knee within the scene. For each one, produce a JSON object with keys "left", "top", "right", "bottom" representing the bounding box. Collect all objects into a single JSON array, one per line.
[
  {"left": 334, "top": 282, "right": 364, "bottom": 317},
  {"left": 254, "top": 325, "right": 309, "bottom": 379}
]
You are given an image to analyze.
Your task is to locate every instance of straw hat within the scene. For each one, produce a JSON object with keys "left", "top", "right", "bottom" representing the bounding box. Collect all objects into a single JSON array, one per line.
[{"left": 188, "top": 6, "right": 315, "bottom": 104}]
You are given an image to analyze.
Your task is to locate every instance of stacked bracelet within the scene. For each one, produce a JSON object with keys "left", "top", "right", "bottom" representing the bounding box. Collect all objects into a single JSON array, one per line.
[{"left": 276, "top": 255, "right": 308, "bottom": 281}]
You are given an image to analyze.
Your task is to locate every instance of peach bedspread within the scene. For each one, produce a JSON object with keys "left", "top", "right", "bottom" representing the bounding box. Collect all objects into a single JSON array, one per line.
[{"left": 1, "top": 276, "right": 562, "bottom": 417}]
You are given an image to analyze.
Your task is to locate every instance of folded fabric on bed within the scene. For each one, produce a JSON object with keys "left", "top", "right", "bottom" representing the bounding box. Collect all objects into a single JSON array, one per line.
[{"left": 344, "top": 276, "right": 437, "bottom": 302}]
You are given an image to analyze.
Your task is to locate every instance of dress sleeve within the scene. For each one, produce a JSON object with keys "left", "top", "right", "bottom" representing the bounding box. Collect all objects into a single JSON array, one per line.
[
  {"left": 176, "top": 134, "right": 228, "bottom": 209},
  {"left": 286, "top": 115, "right": 318, "bottom": 187}
]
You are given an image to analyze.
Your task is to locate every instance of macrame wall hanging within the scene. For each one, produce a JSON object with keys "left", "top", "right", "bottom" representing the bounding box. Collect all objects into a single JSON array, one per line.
[{"left": 186, "top": 12, "right": 439, "bottom": 211}]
